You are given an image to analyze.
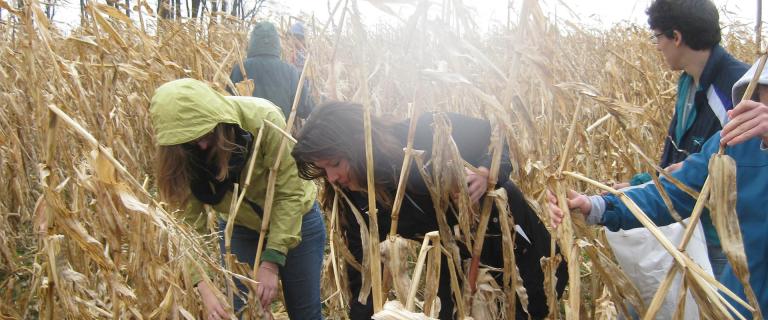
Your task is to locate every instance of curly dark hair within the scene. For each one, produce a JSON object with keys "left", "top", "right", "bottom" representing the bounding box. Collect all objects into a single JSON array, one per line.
[{"left": 646, "top": 0, "right": 721, "bottom": 50}]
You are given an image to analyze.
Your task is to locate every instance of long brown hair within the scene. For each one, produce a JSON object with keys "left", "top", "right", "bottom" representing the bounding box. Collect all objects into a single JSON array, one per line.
[
  {"left": 155, "top": 123, "right": 239, "bottom": 205},
  {"left": 292, "top": 101, "right": 405, "bottom": 206}
]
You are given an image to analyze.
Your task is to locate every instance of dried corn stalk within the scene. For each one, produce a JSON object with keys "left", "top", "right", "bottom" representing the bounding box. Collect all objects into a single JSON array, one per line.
[
  {"left": 1, "top": 0, "right": 762, "bottom": 317},
  {"left": 322, "top": 193, "right": 350, "bottom": 319},
  {"left": 490, "top": 188, "right": 528, "bottom": 318},
  {"left": 411, "top": 113, "right": 473, "bottom": 318}
]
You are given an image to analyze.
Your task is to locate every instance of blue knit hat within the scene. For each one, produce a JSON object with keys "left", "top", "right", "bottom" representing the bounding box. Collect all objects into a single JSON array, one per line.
[{"left": 290, "top": 22, "right": 305, "bottom": 37}]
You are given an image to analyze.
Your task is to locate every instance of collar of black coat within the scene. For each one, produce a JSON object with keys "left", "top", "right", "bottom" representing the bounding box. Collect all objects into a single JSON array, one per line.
[{"left": 698, "top": 45, "right": 730, "bottom": 90}]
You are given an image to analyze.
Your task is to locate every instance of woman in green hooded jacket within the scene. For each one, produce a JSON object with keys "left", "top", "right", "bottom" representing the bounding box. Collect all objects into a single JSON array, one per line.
[{"left": 150, "top": 78, "right": 325, "bottom": 320}]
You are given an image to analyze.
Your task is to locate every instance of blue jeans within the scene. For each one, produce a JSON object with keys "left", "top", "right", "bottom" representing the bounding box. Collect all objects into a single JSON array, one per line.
[{"left": 218, "top": 203, "right": 325, "bottom": 319}]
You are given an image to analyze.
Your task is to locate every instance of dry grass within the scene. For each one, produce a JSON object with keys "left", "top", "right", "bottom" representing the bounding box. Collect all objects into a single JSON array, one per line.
[{"left": 0, "top": 0, "right": 761, "bottom": 319}]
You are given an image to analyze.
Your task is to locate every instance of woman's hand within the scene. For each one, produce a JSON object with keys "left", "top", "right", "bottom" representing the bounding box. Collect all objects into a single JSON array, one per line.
[
  {"left": 466, "top": 167, "right": 490, "bottom": 203},
  {"left": 255, "top": 261, "right": 280, "bottom": 308},
  {"left": 197, "top": 281, "right": 232, "bottom": 320},
  {"left": 546, "top": 189, "right": 591, "bottom": 228},
  {"left": 721, "top": 100, "right": 768, "bottom": 146}
]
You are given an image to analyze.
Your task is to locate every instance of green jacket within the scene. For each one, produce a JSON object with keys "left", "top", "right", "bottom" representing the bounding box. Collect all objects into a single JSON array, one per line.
[{"left": 150, "top": 78, "right": 317, "bottom": 281}]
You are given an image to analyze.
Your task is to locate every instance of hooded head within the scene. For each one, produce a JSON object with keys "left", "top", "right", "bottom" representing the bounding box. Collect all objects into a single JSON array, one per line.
[
  {"left": 149, "top": 78, "right": 239, "bottom": 146},
  {"left": 290, "top": 22, "right": 305, "bottom": 39},
  {"left": 732, "top": 59, "right": 768, "bottom": 105},
  {"left": 246, "top": 21, "right": 281, "bottom": 58}
]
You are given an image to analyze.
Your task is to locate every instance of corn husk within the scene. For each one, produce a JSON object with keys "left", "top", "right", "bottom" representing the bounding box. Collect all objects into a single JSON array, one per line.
[
  {"left": 708, "top": 154, "right": 763, "bottom": 319},
  {"left": 372, "top": 301, "right": 437, "bottom": 320}
]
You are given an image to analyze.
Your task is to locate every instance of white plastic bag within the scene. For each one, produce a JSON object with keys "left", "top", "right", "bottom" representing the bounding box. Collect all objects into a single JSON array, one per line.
[{"left": 606, "top": 218, "right": 713, "bottom": 320}]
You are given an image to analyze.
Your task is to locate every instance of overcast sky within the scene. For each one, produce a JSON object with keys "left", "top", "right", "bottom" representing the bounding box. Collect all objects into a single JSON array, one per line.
[
  {"left": 47, "top": 0, "right": 760, "bottom": 33},
  {"left": 266, "top": 0, "right": 760, "bottom": 31}
]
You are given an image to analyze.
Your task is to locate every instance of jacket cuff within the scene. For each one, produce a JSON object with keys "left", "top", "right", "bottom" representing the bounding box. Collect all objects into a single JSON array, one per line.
[
  {"left": 261, "top": 248, "right": 287, "bottom": 266},
  {"left": 586, "top": 195, "right": 606, "bottom": 225},
  {"left": 600, "top": 195, "right": 622, "bottom": 232},
  {"left": 478, "top": 152, "right": 493, "bottom": 172},
  {"left": 630, "top": 172, "right": 652, "bottom": 186},
  {"left": 191, "top": 273, "right": 204, "bottom": 287},
  {"left": 187, "top": 258, "right": 210, "bottom": 287}
]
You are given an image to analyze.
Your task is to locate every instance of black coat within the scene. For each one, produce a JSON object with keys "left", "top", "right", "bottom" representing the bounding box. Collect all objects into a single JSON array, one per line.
[{"left": 340, "top": 113, "right": 567, "bottom": 319}]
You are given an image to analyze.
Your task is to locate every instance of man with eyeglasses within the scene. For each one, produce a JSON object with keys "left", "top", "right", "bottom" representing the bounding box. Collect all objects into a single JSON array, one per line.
[
  {"left": 615, "top": 0, "right": 747, "bottom": 275},
  {"left": 647, "top": 0, "right": 747, "bottom": 174},
  {"left": 603, "top": 0, "right": 748, "bottom": 317}
]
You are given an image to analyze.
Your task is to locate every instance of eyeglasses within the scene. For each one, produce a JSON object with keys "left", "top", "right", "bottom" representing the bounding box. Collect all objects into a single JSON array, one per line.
[{"left": 650, "top": 31, "right": 666, "bottom": 44}]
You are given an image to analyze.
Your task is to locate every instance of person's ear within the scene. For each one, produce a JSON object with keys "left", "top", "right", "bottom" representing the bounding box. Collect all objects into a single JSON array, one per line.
[{"left": 672, "top": 30, "right": 683, "bottom": 47}]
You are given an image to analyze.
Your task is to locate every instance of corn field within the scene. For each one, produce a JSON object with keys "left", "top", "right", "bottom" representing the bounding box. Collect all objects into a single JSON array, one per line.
[{"left": 0, "top": 0, "right": 762, "bottom": 318}]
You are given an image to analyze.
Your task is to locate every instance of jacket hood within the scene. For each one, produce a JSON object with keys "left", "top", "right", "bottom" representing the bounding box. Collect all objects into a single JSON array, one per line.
[
  {"left": 247, "top": 21, "right": 281, "bottom": 58},
  {"left": 732, "top": 58, "right": 768, "bottom": 105},
  {"left": 149, "top": 78, "right": 240, "bottom": 146}
]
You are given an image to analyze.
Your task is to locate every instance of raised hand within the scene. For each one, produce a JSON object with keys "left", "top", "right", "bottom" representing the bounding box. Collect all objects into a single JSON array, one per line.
[
  {"left": 721, "top": 99, "right": 768, "bottom": 146},
  {"left": 466, "top": 167, "right": 490, "bottom": 203}
]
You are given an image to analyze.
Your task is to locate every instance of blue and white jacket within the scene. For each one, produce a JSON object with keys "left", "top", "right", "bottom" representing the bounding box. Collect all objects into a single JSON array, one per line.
[
  {"left": 660, "top": 45, "right": 747, "bottom": 168},
  {"left": 598, "top": 132, "right": 768, "bottom": 317}
]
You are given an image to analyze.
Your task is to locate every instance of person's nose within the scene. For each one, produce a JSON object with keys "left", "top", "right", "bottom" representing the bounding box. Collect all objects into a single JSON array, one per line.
[
  {"left": 326, "top": 167, "right": 340, "bottom": 184},
  {"left": 196, "top": 139, "right": 210, "bottom": 150}
]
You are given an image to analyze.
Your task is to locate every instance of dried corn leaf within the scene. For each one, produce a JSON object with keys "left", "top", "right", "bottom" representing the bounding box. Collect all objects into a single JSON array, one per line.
[
  {"left": 594, "top": 287, "right": 618, "bottom": 320},
  {"left": 372, "top": 301, "right": 437, "bottom": 320},
  {"left": 708, "top": 154, "right": 762, "bottom": 319},
  {"left": 381, "top": 236, "right": 412, "bottom": 302},
  {"left": 0, "top": 0, "right": 21, "bottom": 15},
  {"left": 470, "top": 268, "right": 502, "bottom": 320},
  {"left": 540, "top": 253, "right": 562, "bottom": 319},
  {"left": 95, "top": 3, "right": 134, "bottom": 24},
  {"left": 558, "top": 82, "right": 644, "bottom": 128},
  {"left": 341, "top": 191, "right": 373, "bottom": 304},
  {"left": 423, "top": 243, "right": 442, "bottom": 318},
  {"left": 90, "top": 7, "right": 129, "bottom": 50},
  {"left": 234, "top": 79, "right": 255, "bottom": 97},
  {"left": 65, "top": 36, "right": 100, "bottom": 47},
  {"left": 90, "top": 149, "right": 118, "bottom": 184}
]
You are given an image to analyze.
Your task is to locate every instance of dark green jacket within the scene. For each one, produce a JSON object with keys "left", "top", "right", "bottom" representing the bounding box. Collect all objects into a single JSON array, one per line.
[{"left": 230, "top": 21, "right": 313, "bottom": 119}]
